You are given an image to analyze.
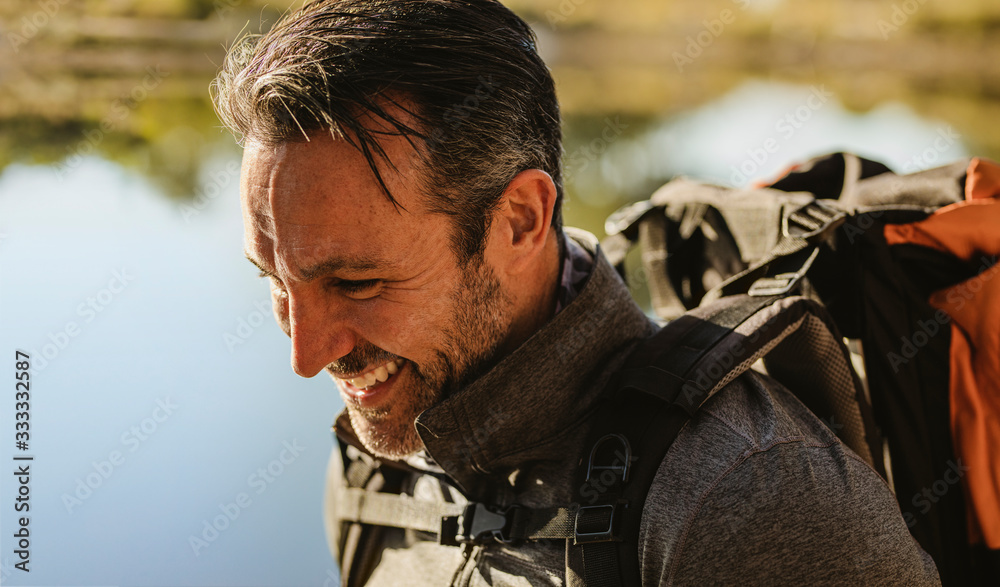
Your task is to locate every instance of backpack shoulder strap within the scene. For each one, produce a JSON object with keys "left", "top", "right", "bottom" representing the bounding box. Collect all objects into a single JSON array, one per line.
[{"left": 567, "top": 293, "right": 881, "bottom": 587}]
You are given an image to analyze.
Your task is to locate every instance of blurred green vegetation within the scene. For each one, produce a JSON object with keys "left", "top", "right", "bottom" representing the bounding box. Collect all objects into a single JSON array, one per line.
[{"left": 1, "top": 0, "right": 999, "bottom": 236}]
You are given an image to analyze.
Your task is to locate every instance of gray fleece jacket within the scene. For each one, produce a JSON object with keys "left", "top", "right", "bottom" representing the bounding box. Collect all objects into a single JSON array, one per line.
[{"left": 324, "top": 230, "right": 941, "bottom": 586}]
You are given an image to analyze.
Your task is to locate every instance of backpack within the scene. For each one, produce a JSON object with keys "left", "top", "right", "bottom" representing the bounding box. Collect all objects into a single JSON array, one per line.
[
  {"left": 333, "top": 152, "right": 1000, "bottom": 586},
  {"left": 595, "top": 152, "right": 1000, "bottom": 586}
]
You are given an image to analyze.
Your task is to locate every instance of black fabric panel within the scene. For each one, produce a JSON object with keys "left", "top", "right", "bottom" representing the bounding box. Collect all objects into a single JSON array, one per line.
[
  {"left": 892, "top": 244, "right": 986, "bottom": 297},
  {"left": 767, "top": 152, "right": 892, "bottom": 199},
  {"left": 852, "top": 224, "right": 973, "bottom": 586},
  {"left": 971, "top": 546, "right": 1000, "bottom": 584}
]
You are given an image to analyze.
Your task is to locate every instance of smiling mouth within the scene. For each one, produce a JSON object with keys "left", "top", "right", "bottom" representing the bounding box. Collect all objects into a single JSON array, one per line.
[{"left": 335, "top": 358, "right": 406, "bottom": 390}]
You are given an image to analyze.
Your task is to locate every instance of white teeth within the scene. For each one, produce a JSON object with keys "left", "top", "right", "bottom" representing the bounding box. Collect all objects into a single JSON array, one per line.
[{"left": 344, "top": 359, "right": 405, "bottom": 389}]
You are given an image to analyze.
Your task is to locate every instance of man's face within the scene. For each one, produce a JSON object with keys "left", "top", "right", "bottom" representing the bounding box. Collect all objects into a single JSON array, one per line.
[{"left": 241, "top": 131, "right": 512, "bottom": 459}]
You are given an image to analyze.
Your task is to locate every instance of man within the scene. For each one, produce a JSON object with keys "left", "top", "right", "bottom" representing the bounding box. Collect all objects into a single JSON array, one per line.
[{"left": 213, "top": 0, "right": 941, "bottom": 584}]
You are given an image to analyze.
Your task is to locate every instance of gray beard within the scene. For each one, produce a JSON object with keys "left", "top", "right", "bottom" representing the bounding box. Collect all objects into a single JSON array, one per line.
[{"left": 344, "top": 257, "right": 512, "bottom": 460}]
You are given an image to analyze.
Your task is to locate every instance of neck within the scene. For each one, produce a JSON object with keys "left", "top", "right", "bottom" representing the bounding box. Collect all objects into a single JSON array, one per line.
[{"left": 497, "top": 227, "right": 562, "bottom": 357}]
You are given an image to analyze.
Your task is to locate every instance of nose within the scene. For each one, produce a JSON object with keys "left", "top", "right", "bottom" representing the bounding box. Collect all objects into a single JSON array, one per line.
[{"left": 286, "top": 289, "right": 357, "bottom": 378}]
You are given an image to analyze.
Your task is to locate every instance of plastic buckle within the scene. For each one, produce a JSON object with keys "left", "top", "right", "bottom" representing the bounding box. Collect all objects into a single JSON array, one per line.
[
  {"left": 747, "top": 272, "right": 800, "bottom": 297},
  {"left": 783, "top": 200, "right": 846, "bottom": 244},
  {"left": 574, "top": 503, "right": 623, "bottom": 544},
  {"left": 442, "top": 503, "right": 515, "bottom": 546},
  {"left": 747, "top": 246, "right": 820, "bottom": 297}
]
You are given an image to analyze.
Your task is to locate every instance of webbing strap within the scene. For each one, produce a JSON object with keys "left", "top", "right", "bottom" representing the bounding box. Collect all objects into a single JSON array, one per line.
[
  {"left": 336, "top": 486, "right": 579, "bottom": 543},
  {"left": 338, "top": 487, "right": 465, "bottom": 535},
  {"left": 581, "top": 542, "right": 620, "bottom": 587},
  {"left": 706, "top": 199, "right": 845, "bottom": 302},
  {"left": 508, "top": 505, "right": 577, "bottom": 540}
]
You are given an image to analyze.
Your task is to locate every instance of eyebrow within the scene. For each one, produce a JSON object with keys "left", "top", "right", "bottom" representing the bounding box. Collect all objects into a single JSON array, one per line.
[{"left": 244, "top": 251, "right": 382, "bottom": 282}]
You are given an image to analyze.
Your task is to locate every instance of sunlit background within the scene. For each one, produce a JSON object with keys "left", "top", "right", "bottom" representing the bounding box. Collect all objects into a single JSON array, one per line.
[{"left": 1, "top": 0, "right": 997, "bottom": 585}]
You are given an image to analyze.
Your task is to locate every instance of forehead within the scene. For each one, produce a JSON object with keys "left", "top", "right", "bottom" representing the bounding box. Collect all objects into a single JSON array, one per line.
[{"left": 240, "top": 130, "right": 440, "bottom": 277}]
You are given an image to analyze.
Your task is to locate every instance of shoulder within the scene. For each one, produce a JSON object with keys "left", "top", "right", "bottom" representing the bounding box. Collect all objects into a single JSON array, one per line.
[{"left": 638, "top": 370, "right": 941, "bottom": 586}]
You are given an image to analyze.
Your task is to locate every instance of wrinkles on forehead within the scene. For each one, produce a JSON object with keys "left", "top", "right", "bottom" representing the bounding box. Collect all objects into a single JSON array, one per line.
[{"left": 240, "top": 135, "right": 415, "bottom": 284}]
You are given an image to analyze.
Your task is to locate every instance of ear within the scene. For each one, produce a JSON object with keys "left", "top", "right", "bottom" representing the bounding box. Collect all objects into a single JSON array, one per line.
[{"left": 490, "top": 169, "right": 557, "bottom": 275}]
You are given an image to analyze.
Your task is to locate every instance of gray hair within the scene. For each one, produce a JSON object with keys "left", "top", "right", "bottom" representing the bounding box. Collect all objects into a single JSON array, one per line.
[{"left": 212, "top": 0, "right": 563, "bottom": 262}]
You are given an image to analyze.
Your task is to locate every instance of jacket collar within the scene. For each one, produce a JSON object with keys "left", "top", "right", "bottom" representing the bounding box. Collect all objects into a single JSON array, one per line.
[{"left": 335, "top": 229, "right": 656, "bottom": 498}]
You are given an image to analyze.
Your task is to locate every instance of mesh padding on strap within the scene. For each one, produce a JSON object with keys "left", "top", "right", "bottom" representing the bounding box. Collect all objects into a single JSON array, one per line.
[{"left": 766, "top": 313, "right": 875, "bottom": 466}]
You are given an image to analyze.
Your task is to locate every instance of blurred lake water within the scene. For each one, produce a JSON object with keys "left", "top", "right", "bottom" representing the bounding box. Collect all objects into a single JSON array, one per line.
[{"left": 0, "top": 0, "right": 995, "bottom": 585}]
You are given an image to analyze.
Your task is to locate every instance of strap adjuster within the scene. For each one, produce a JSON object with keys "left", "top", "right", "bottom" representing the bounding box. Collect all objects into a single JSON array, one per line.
[
  {"left": 783, "top": 200, "right": 846, "bottom": 244},
  {"left": 747, "top": 246, "right": 820, "bottom": 297},
  {"left": 441, "top": 503, "right": 517, "bottom": 546},
  {"left": 574, "top": 502, "right": 624, "bottom": 544}
]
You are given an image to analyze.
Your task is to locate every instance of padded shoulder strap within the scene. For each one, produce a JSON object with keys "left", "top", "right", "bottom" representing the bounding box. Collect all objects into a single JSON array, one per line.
[{"left": 568, "top": 293, "right": 882, "bottom": 587}]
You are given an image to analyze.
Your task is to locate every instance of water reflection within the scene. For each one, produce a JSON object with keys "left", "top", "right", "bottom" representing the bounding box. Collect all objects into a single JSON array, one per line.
[
  {"left": 0, "top": 157, "right": 342, "bottom": 585},
  {"left": 565, "top": 81, "right": 968, "bottom": 217}
]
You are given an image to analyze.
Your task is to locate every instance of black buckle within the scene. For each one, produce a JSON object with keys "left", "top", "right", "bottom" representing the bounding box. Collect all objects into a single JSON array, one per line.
[
  {"left": 440, "top": 503, "right": 516, "bottom": 546},
  {"left": 783, "top": 200, "right": 846, "bottom": 244},
  {"left": 574, "top": 502, "right": 624, "bottom": 544}
]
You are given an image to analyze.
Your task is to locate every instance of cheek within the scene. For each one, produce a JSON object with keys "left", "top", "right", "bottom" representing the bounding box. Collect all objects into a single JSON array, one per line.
[{"left": 363, "top": 292, "right": 455, "bottom": 355}]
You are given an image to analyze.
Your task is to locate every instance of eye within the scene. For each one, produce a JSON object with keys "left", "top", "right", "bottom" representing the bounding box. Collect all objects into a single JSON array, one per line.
[
  {"left": 259, "top": 271, "right": 288, "bottom": 296},
  {"left": 337, "top": 279, "right": 382, "bottom": 297}
]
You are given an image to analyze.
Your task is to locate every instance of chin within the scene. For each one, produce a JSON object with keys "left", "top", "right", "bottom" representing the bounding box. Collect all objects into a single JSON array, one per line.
[{"left": 347, "top": 406, "right": 424, "bottom": 460}]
